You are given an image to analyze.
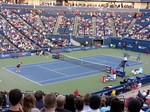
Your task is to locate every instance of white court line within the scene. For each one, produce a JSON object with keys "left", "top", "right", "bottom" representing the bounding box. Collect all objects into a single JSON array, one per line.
[
  {"left": 131, "top": 56, "right": 137, "bottom": 59},
  {"left": 39, "top": 70, "right": 98, "bottom": 83},
  {"left": 2, "top": 67, "right": 42, "bottom": 86},
  {"left": 37, "top": 65, "right": 69, "bottom": 77}
]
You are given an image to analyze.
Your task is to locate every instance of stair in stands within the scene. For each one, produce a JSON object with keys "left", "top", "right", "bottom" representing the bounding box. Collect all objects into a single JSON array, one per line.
[
  {"left": 36, "top": 15, "right": 46, "bottom": 30},
  {"left": 73, "top": 15, "right": 79, "bottom": 36},
  {"left": 15, "top": 12, "right": 47, "bottom": 38},
  {"left": 70, "top": 38, "right": 81, "bottom": 46},
  {"left": 53, "top": 16, "right": 62, "bottom": 34},
  {"left": 92, "top": 17, "right": 96, "bottom": 36},
  {"left": 109, "top": 18, "right": 117, "bottom": 37},
  {"left": 126, "top": 18, "right": 136, "bottom": 33}
]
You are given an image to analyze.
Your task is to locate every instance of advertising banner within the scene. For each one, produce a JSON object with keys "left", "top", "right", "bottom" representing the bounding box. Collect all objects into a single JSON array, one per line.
[{"left": 0, "top": 52, "right": 31, "bottom": 59}]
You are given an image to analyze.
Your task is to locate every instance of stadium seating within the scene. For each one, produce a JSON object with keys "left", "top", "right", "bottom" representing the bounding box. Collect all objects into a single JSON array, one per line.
[{"left": 0, "top": 6, "right": 149, "bottom": 53}]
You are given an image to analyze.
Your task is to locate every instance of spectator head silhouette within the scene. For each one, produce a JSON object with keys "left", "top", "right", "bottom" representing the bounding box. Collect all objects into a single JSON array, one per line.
[
  {"left": 74, "top": 97, "right": 84, "bottom": 111},
  {"left": 56, "top": 94, "right": 66, "bottom": 108},
  {"left": 110, "top": 97, "right": 122, "bottom": 112},
  {"left": 44, "top": 93, "right": 56, "bottom": 110},
  {"left": 9, "top": 89, "right": 22, "bottom": 106},
  {"left": 35, "top": 90, "right": 44, "bottom": 100},
  {"left": 127, "top": 97, "right": 142, "bottom": 112},
  {"left": 89, "top": 95, "right": 101, "bottom": 110}
]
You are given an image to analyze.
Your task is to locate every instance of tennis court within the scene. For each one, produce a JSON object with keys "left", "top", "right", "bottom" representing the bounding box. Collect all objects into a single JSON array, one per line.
[{"left": 4, "top": 54, "right": 144, "bottom": 85}]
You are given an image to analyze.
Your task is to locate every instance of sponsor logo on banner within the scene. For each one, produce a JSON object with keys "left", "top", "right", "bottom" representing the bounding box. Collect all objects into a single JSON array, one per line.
[
  {"left": 1, "top": 54, "right": 10, "bottom": 58},
  {"left": 72, "top": 47, "right": 81, "bottom": 51},
  {"left": 101, "top": 45, "right": 109, "bottom": 48},
  {"left": 92, "top": 46, "right": 96, "bottom": 49},
  {"left": 138, "top": 46, "right": 147, "bottom": 50},
  {"left": 0, "top": 52, "right": 31, "bottom": 59},
  {"left": 85, "top": 47, "right": 91, "bottom": 49},
  {"left": 126, "top": 44, "right": 133, "bottom": 48},
  {"left": 118, "top": 42, "right": 122, "bottom": 46}
]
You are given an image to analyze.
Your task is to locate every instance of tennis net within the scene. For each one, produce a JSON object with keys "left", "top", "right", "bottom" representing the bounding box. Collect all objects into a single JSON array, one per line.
[{"left": 60, "top": 54, "right": 110, "bottom": 71}]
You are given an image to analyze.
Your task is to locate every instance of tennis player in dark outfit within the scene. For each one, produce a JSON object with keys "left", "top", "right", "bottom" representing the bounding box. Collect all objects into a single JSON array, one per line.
[
  {"left": 117, "top": 56, "right": 128, "bottom": 72},
  {"left": 16, "top": 62, "right": 22, "bottom": 72}
]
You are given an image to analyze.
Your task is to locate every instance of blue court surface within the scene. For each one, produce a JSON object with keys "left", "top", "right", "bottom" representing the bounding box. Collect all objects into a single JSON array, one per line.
[{"left": 5, "top": 55, "right": 144, "bottom": 85}]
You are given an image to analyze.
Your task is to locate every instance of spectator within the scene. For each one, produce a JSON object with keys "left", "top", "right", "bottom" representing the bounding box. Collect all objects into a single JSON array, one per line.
[
  {"left": 146, "top": 50, "right": 149, "bottom": 54},
  {"left": 137, "top": 91, "right": 146, "bottom": 102},
  {"left": 127, "top": 97, "right": 142, "bottom": 112},
  {"left": 132, "top": 83, "right": 137, "bottom": 90},
  {"left": 137, "top": 81, "right": 142, "bottom": 89},
  {"left": 5, "top": 89, "right": 23, "bottom": 112},
  {"left": 147, "top": 90, "right": 150, "bottom": 96},
  {"left": 123, "top": 42, "right": 126, "bottom": 50},
  {"left": 0, "top": 94, "right": 3, "bottom": 111},
  {"left": 120, "top": 100, "right": 125, "bottom": 112},
  {"left": 40, "top": 93, "right": 57, "bottom": 112},
  {"left": 111, "top": 90, "right": 116, "bottom": 96},
  {"left": 142, "top": 90, "right": 147, "bottom": 97},
  {"left": 100, "top": 97, "right": 106, "bottom": 108},
  {"left": 146, "top": 99, "right": 150, "bottom": 112},
  {"left": 64, "top": 94, "right": 75, "bottom": 112},
  {"left": 56, "top": 94, "right": 71, "bottom": 112},
  {"left": 100, "top": 96, "right": 113, "bottom": 112},
  {"left": 110, "top": 97, "right": 122, "bottom": 112},
  {"left": 23, "top": 94, "right": 40, "bottom": 112},
  {"left": 146, "top": 90, "right": 150, "bottom": 99},
  {"left": 35, "top": 90, "right": 44, "bottom": 110},
  {"left": 83, "top": 93, "right": 91, "bottom": 111},
  {"left": 88, "top": 95, "right": 101, "bottom": 112},
  {"left": 74, "top": 97, "right": 84, "bottom": 112}
]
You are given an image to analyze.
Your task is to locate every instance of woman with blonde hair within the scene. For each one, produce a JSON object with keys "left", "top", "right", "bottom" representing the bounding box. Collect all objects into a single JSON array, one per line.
[{"left": 23, "top": 94, "right": 40, "bottom": 112}]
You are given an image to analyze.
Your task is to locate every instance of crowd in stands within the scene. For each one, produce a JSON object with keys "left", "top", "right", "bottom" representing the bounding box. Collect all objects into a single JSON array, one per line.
[
  {"left": 39, "top": 10, "right": 59, "bottom": 35},
  {"left": 0, "top": 87, "right": 150, "bottom": 112},
  {"left": 129, "top": 13, "right": 150, "bottom": 40},
  {"left": 0, "top": 34, "right": 15, "bottom": 53},
  {"left": 0, "top": 14, "right": 35, "bottom": 51},
  {"left": 57, "top": 15, "right": 74, "bottom": 35},
  {"left": 96, "top": 12, "right": 113, "bottom": 36},
  {"left": 77, "top": 14, "right": 93, "bottom": 36},
  {"left": 113, "top": 12, "right": 134, "bottom": 37},
  {"left": 0, "top": 8, "right": 70, "bottom": 53},
  {"left": 0, "top": 7, "right": 149, "bottom": 52}
]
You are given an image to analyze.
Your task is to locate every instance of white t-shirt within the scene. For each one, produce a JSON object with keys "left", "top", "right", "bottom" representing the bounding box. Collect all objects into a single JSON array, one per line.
[{"left": 123, "top": 57, "right": 128, "bottom": 61}]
